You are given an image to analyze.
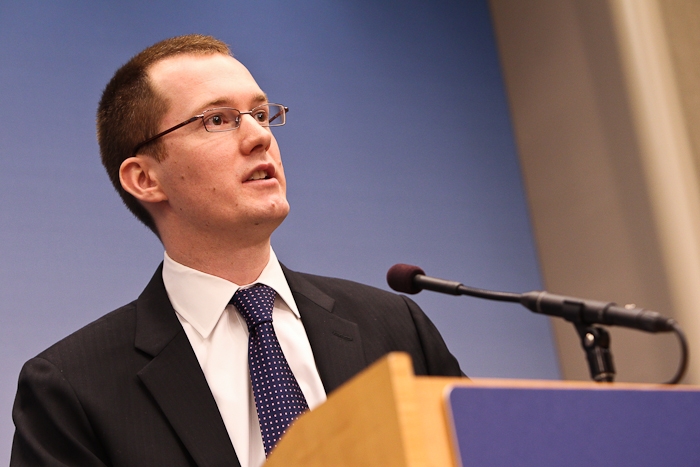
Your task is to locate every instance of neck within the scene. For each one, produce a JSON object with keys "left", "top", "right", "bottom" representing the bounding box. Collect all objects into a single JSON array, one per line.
[{"left": 163, "top": 232, "right": 273, "bottom": 285}]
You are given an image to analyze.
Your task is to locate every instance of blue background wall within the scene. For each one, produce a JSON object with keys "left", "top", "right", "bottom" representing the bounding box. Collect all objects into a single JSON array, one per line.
[{"left": 0, "top": 1, "right": 559, "bottom": 460}]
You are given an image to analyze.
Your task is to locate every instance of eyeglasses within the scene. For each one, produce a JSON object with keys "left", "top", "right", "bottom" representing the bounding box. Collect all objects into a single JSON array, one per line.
[{"left": 132, "top": 103, "right": 288, "bottom": 156}]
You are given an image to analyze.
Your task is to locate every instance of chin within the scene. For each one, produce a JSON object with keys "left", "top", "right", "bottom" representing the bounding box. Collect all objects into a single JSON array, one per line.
[
  {"left": 268, "top": 197, "right": 290, "bottom": 218},
  {"left": 252, "top": 201, "right": 289, "bottom": 226}
]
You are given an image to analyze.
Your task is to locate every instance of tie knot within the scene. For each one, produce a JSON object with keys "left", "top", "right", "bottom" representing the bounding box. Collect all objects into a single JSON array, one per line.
[{"left": 231, "top": 284, "right": 276, "bottom": 329}]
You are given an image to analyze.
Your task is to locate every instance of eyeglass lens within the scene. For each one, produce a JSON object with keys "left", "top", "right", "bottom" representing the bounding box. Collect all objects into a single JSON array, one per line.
[{"left": 202, "top": 104, "right": 285, "bottom": 132}]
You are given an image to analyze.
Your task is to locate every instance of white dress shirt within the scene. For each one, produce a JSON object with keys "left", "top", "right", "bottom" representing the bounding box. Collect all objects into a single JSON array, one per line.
[{"left": 162, "top": 248, "right": 327, "bottom": 467}]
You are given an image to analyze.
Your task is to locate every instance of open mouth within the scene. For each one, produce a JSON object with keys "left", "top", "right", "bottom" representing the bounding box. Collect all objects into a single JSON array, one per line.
[{"left": 247, "top": 170, "right": 270, "bottom": 181}]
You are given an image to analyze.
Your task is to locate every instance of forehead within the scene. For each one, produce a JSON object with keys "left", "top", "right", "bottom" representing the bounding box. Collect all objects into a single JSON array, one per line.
[{"left": 148, "top": 53, "right": 266, "bottom": 117}]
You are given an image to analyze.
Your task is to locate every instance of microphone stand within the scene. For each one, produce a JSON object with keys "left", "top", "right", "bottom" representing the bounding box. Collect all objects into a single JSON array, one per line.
[
  {"left": 575, "top": 324, "right": 615, "bottom": 382},
  {"left": 559, "top": 299, "right": 616, "bottom": 382}
]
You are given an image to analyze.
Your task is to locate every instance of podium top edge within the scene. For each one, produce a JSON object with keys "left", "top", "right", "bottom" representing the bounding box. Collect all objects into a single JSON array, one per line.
[{"left": 423, "top": 376, "right": 700, "bottom": 391}]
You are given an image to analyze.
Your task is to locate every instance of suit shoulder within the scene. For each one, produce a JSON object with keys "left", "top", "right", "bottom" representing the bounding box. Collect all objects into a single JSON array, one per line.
[
  {"left": 37, "top": 301, "right": 138, "bottom": 365},
  {"left": 290, "top": 271, "right": 403, "bottom": 301},
  {"left": 286, "top": 269, "right": 463, "bottom": 377}
]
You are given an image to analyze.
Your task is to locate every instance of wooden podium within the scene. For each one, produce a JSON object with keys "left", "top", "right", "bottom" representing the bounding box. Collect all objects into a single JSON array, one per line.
[{"left": 264, "top": 353, "right": 700, "bottom": 467}]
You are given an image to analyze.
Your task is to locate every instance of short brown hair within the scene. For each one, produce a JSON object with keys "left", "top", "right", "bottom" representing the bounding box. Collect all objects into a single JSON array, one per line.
[{"left": 97, "top": 34, "right": 231, "bottom": 234}]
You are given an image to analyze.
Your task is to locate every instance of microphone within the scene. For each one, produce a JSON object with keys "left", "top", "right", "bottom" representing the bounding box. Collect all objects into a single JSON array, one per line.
[
  {"left": 386, "top": 263, "right": 676, "bottom": 333},
  {"left": 386, "top": 264, "right": 434, "bottom": 294},
  {"left": 519, "top": 291, "right": 675, "bottom": 333}
]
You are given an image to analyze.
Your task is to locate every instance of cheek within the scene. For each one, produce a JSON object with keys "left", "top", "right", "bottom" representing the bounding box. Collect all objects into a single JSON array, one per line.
[
  {"left": 159, "top": 161, "right": 215, "bottom": 202},
  {"left": 170, "top": 151, "right": 224, "bottom": 184}
]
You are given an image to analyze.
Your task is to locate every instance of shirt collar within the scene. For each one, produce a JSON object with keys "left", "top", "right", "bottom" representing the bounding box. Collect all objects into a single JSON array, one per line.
[{"left": 162, "top": 247, "right": 299, "bottom": 339}]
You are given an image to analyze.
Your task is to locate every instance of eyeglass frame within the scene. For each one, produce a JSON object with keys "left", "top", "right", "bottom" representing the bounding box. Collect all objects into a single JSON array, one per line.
[{"left": 131, "top": 103, "right": 289, "bottom": 156}]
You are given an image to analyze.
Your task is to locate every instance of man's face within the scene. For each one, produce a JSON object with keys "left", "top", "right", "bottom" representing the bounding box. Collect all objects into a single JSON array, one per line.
[{"left": 146, "top": 53, "right": 289, "bottom": 240}]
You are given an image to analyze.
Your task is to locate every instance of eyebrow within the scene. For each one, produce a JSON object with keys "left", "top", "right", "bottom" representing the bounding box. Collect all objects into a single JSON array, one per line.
[{"left": 201, "top": 92, "right": 269, "bottom": 111}]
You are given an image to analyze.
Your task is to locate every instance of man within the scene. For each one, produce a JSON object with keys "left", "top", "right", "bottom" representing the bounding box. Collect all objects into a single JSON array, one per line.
[{"left": 11, "top": 35, "right": 462, "bottom": 467}]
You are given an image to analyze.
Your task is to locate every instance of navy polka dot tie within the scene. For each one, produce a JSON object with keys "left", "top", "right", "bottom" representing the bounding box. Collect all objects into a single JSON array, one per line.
[{"left": 230, "top": 284, "right": 309, "bottom": 455}]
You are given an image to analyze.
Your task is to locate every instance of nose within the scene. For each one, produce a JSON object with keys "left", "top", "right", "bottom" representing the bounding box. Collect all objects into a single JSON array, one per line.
[{"left": 238, "top": 114, "right": 272, "bottom": 155}]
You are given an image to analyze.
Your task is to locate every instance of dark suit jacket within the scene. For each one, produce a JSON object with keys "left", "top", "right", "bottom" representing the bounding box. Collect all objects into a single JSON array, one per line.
[{"left": 11, "top": 264, "right": 462, "bottom": 466}]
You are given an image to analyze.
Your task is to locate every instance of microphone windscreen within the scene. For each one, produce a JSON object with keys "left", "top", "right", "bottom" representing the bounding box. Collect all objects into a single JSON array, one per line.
[{"left": 387, "top": 264, "right": 425, "bottom": 294}]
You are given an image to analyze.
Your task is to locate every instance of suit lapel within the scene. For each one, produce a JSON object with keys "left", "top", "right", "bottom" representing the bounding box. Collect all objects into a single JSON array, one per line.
[
  {"left": 134, "top": 265, "right": 240, "bottom": 467},
  {"left": 282, "top": 266, "right": 367, "bottom": 394},
  {"left": 130, "top": 263, "right": 366, "bottom": 464}
]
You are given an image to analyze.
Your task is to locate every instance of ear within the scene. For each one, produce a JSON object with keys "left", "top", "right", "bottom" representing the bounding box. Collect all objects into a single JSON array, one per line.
[{"left": 119, "top": 156, "right": 168, "bottom": 204}]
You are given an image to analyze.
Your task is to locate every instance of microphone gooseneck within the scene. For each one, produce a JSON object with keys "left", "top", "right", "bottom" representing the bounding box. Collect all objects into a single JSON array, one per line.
[
  {"left": 387, "top": 263, "right": 674, "bottom": 331},
  {"left": 387, "top": 263, "right": 520, "bottom": 301},
  {"left": 386, "top": 263, "right": 688, "bottom": 384}
]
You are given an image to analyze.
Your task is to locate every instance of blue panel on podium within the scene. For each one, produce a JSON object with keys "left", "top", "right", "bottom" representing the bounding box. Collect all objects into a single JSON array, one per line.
[{"left": 447, "top": 385, "right": 700, "bottom": 467}]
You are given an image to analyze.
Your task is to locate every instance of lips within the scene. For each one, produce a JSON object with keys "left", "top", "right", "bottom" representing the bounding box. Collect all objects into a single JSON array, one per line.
[
  {"left": 245, "top": 163, "right": 276, "bottom": 182},
  {"left": 248, "top": 170, "right": 268, "bottom": 181}
]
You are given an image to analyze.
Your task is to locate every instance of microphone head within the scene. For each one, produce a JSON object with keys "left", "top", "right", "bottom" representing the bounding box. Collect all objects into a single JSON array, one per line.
[{"left": 387, "top": 263, "right": 425, "bottom": 294}]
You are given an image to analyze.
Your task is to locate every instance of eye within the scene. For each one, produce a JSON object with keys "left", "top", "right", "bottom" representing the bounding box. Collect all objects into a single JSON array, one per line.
[
  {"left": 202, "top": 109, "right": 241, "bottom": 131},
  {"left": 254, "top": 109, "right": 269, "bottom": 123},
  {"left": 205, "top": 113, "right": 226, "bottom": 126}
]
